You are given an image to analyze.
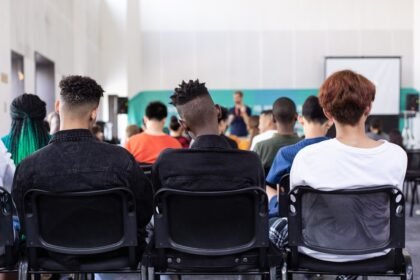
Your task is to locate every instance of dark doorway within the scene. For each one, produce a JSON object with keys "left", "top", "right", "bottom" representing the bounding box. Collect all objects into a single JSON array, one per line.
[
  {"left": 11, "top": 51, "right": 24, "bottom": 98},
  {"left": 35, "top": 52, "right": 55, "bottom": 113}
]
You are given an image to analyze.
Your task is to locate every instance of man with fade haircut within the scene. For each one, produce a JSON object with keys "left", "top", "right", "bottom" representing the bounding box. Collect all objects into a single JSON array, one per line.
[
  {"left": 12, "top": 75, "right": 153, "bottom": 265},
  {"left": 253, "top": 97, "right": 301, "bottom": 174},
  {"left": 152, "top": 79, "right": 265, "bottom": 192},
  {"left": 250, "top": 110, "right": 277, "bottom": 150},
  {"left": 125, "top": 101, "right": 181, "bottom": 164}
]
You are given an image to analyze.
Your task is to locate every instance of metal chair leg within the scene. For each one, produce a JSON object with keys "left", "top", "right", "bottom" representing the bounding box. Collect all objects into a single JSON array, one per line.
[
  {"left": 18, "top": 259, "right": 28, "bottom": 280},
  {"left": 141, "top": 265, "right": 147, "bottom": 280}
]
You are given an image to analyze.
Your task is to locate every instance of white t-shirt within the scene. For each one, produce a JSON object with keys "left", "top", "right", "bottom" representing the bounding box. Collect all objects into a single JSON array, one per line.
[
  {"left": 250, "top": 130, "right": 277, "bottom": 151},
  {"left": 0, "top": 141, "right": 15, "bottom": 192},
  {"left": 290, "top": 139, "right": 407, "bottom": 262}
]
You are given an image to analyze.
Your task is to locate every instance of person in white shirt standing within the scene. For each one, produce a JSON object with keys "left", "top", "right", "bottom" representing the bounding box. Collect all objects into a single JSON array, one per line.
[
  {"left": 269, "top": 70, "right": 407, "bottom": 265},
  {"left": 250, "top": 110, "right": 277, "bottom": 151}
]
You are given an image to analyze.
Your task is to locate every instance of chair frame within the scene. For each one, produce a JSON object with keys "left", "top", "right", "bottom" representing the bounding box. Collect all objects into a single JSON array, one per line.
[
  {"left": 286, "top": 185, "right": 413, "bottom": 280},
  {"left": 144, "top": 187, "right": 280, "bottom": 280},
  {"left": 20, "top": 188, "right": 142, "bottom": 279}
]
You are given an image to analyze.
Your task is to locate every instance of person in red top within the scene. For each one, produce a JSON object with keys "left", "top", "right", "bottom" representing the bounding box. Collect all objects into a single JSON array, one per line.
[{"left": 125, "top": 101, "right": 181, "bottom": 164}]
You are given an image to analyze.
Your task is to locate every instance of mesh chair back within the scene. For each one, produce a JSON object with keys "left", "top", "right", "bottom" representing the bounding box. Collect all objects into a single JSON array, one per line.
[
  {"left": 288, "top": 186, "right": 405, "bottom": 255},
  {"left": 154, "top": 187, "right": 269, "bottom": 256},
  {"left": 0, "top": 188, "right": 14, "bottom": 248},
  {"left": 24, "top": 188, "right": 137, "bottom": 255}
]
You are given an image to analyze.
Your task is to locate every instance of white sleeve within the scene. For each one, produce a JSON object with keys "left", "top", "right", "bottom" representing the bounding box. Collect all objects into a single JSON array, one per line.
[
  {"left": 290, "top": 151, "right": 305, "bottom": 189},
  {"left": 0, "top": 142, "right": 15, "bottom": 192}
]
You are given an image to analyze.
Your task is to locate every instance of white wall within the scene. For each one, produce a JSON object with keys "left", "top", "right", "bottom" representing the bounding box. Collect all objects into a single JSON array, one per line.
[
  {"left": 0, "top": 0, "right": 106, "bottom": 134},
  {"left": 139, "top": 0, "right": 413, "bottom": 91}
]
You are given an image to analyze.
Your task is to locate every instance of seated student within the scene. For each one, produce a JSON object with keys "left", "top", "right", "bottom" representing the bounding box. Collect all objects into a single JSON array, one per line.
[
  {"left": 250, "top": 110, "right": 277, "bottom": 150},
  {"left": 153, "top": 80, "right": 264, "bottom": 192},
  {"left": 265, "top": 96, "right": 331, "bottom": 201},
  {"left": 125, "top": 101, "right": 181, "bottom": 164},
  {"left": 2, "top": 94, "right": 50, "bottom": 165},
  {"left": 270, "top": 70, "right": 407, "bottom": 263},
  {"left": 253, "top": 97, "right": 300, "bottom": 173},
  {"left": 367, "top": 117, "right": 389, "bottom": 141},
  {"left": 12, "top": 75, "right": 153, "bottom": 264},
  {"left": 218, "top": 106, "right": 238, "bottom": 149},
  {"left": 169, "top": 116, "right": 191, "bottom": 148}
]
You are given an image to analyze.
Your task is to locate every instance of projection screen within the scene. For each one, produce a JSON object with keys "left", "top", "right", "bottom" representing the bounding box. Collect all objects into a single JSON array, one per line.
[{"left": 325, "top": 57, "right": 401, "bottom": 115}]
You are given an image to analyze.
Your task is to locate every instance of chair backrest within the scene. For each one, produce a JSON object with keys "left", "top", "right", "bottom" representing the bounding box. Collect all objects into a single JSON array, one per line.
[
  {"left": 139, "top": 164, "right": 152, "bottom": 180},
  {"left": 0, "top": 187, "right": 16, "bottom": 267},
  {"left": 154, "top": 187, "right": 269, "bottom": 256},
  {"left": 24, "top": 188, "right": 137, "bottom": 256},
  {"left": 288, "top": 186, "right": 405, "bottom": 257},
  {"left": 278, "top": 173, "right": 290, "bottom": 218},
  {"left": 407, "top": 150, "right": 420, "bottom": 171}
]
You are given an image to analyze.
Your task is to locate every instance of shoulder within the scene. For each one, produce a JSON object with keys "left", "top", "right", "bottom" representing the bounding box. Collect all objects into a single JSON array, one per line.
[{"left": 382, "top": 141, "right": 407, "bottom": 160}]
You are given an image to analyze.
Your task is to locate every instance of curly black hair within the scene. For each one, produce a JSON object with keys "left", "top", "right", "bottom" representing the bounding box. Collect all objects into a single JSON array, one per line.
[
  {"left": 170, "top": 79, "right": 209, "bottom": 106},
  {"left": 59, "top": 75, "right": 104, "bottom": 106}
]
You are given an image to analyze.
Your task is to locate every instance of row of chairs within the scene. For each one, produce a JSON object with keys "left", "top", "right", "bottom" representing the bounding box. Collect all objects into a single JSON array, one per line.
[{"left": 0, "top": 184, "right": 413, "bottom": 279}]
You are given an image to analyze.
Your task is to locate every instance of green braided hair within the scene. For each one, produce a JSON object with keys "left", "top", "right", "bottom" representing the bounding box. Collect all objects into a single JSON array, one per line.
[{"left": 4, "top": 94, "right": 50, "bottom": 165}]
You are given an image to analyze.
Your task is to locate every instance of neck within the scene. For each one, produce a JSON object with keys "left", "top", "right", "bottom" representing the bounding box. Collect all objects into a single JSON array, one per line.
[
  {"left": 60, "top": 117, "right": 91, "bottom": 131},
  {"left": 192, "top": 126, "right": 219, "bottom": 139},
  {"left": 145, "top": 121, "right": 165, "bottom": 135},
  {"left": 335, "top": 120, "right": 377, "bottom": 148},
  {"left": 276, "top": 123, "right": 295, "bottom": 135},
  {"left": 303, "top": 123, "right": 328, "bottom": 139}
]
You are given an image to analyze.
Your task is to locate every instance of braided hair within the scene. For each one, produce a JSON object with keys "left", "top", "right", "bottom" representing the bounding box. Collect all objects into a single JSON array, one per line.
[{"left": 4, "top": 94, "right": 50, "bottom": 164}]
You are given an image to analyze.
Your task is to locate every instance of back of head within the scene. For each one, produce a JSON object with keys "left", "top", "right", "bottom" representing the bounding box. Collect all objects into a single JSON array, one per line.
[
  {"left": 169, "top": 115, "right": 181, "bottom": 131},
  {"left": 218, "top": 106, "right": 229, "bottom": 123},
  {"left": 272, "top": 97, "right": 297, "bottom": 125},
  {"left": 145, "top": 101, "right": 168, "bottom": 121},
  {"left": 7, "top": 93, "right": 49, "bottom": 164},
  {"left": 59, "top": 75, "right": 104, "bottom": 121},
  {"left": 126, "top": 124, "right": 141, "bottom": 138},
  {"left": 302, "top": 96, "right": 327, "bottom": 124},
  {"left": 170, "top": 80, "right": 218, "bottom": 136},
  {"left": 319, "top": 70, "right": 375, "bottom": 126},
  {"left": 370, "top": 117, "right": 382, "bottom": 130}
]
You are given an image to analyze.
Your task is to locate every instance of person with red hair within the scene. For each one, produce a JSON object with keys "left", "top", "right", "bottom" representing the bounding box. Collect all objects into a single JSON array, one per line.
[{"left": 270, "top": 70, "right": 407, "bottom": 265}]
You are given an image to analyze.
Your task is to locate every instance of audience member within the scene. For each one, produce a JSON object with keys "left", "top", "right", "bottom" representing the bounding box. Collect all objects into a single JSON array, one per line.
[
  {"left": 265, "top": 96, "right": 331, "bottom": 217},
  {"left": 367, "top": 117, "right": 389, "bottom": 141},
  {"left": 266, "top": 96, "right": 331, "bottom": 197},
  {"left": 152, "top": 80, "right": 264, "bottom": 192},
  {"left": 270, "top": 70, "right": 407, "bottom": 263},
  {"left": 125, "top": 101, "right": 181, "bottom": 164},
  {"left": 0, "top": 141, "right": 15, "bottom": 192},
  {"left": 389, "top": 129, "right": 404, "bottom": 148},
  {"left": 250, "top": 110, "right": 277, "bottom": 150},
  {"left": 91, "top": 125, "right": 104, "bottom": 141},
  {"left": 228, "top": 91, "right": 251, "bottom": 137},
  {"left": 47, "top": 111, "right": 60, "bottom": 134},
  {"left": 126, "top": 124, "right": 142, "bottom": 139},
  {"left": 12, "top": 75, "right": 153, "bottom": 264},
  {"left": 246, "top": 115, "right": 260, "bottom": 149},
  {"left": 218, "top": 106, "right": 238, "bottom": 149},
  {"left": 253, "top": 97, "right": 300, "bottom": 173},
  {"left": 169, "top": 116, "right": 191, "bottom": 148},
  {"left": 2, "top": 94, "right": 50, "bottom": 165}
]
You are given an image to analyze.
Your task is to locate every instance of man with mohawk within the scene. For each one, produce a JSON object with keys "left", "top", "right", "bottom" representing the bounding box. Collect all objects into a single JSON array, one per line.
[{"left": 152, "top": 79, "right": 264, "bottom": 192}]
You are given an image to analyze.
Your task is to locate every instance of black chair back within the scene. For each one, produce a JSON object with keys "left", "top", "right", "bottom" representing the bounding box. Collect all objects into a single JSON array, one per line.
[
  {"left": 407, "top": 150, "right": 420, "bottom": 172},
  {"left": 0, "top": 187, "right": 16, "bottom": 267},
  {"left": 288, "top": 185, "right": 405, "bottom": 266},
  {"left": 23, "top": 188, "right": 138, "bottom": 269},
  {"left": 278, "top": 173, "right": 290, "bottom": 218},
  {"left": 139, "top": 164, "right": 152, "bottom": 180},
  {"left": 154, "top": 187, "right": 269, "bottom": 256}
]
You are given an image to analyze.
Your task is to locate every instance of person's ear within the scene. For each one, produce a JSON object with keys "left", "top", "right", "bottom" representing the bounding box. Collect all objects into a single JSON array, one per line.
[
  {"left": 297, "top": 115, "right": 305, "bottom": 126},
  {"left": 323, "top": 109, "right": 334, "bottom": 122},
  {"left": 364, "top": 104, "right": 372, "bottom": 117},
  {"left": 55, "top": 100, "right": 60, "bottom": 114},
  {"left": 215, "top": 104, "right": 222, "bottom": 121},
  {"left": 90, "top": 108, "right": 98, "bottom": 122}
]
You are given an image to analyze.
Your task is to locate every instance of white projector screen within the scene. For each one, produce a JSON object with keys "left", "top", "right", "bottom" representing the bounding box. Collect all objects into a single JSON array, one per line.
[{"left": 325, "top": 57, "right": 401, "bottom": 115}]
